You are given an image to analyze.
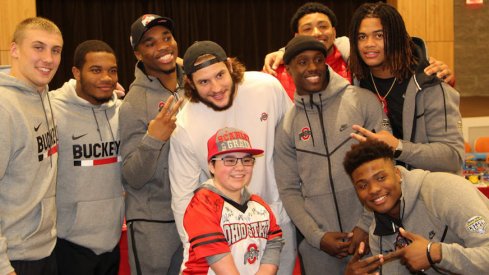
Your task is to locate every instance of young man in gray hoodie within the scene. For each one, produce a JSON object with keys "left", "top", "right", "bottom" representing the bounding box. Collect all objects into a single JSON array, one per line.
[
  {"left": 273, "top": 35, "right": 389, "bottom": 274},
  {"left": 0, "top": 17, "right": 62, "bottom": 275},
  {"left": 51, "top": 40, "right": 124, "bottom": 275},
  {"left": 348, "top": 2, "right": 464, "bottom": 174},
  {"left": 343, "top": 140, "right": 489, "bottom": 274},
  {"left": 119, "top": 14, "right": 184, "bottom": 275}
]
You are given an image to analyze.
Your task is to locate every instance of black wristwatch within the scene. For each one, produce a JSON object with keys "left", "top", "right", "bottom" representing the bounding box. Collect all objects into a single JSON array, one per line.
[{"left": 394, "top": 141, "right": 403, "bottom": 158}]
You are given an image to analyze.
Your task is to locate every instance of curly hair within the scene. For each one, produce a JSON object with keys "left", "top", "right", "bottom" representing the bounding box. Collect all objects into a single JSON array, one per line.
[
  {"left": 184, "top": 57, "right": 245, "bottom": 103},
  {"left": 348, "top": 2, "right": 417, "bottom": 81},
  {"left": 343, "top": 140, "right": 394, "bottom": 177},
  {"left": 290, "top": 2, "right": 337, "bottom": 33}
]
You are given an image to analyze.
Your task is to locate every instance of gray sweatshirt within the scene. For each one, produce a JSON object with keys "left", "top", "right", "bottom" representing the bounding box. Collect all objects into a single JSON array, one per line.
[
  {"left": 396, "top": 41, "right": 464, "bottom": 173},
  {"left": 119, "top": 62, "right": 185, "bottom": 222},
  {"left": 370, "top": 167, "right": 489, "bottom": 274},
  {"left": 0, "top": 68, "right": 58, "bottom": 275},
  {"left": 51, "top": 80, "right": 124, "bottom": 255},
  {"left": 274, "top": 68, "right": 389, "bottom": 249}
]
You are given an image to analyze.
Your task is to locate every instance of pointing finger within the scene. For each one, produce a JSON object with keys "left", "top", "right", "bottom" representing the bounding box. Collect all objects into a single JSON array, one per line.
[{"left": 399, "top": 227, "right": 417, "bottom": 241}]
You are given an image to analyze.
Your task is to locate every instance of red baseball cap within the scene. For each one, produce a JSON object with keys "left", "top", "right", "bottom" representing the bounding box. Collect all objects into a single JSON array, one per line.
[{"left": 207, "top": 127, "right": 264, "bottom": 161}]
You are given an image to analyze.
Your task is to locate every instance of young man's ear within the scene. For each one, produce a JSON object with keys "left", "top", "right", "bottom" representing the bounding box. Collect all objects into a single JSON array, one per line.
[
  {"left": 10, "top": 42, "right": 19, "bottom": 59},
  {"left": 285, "top": 64, "right": 291, "bottom": 75},
  {"left": 134, "top": 50, "right": 142, "bottom": 62},
  {"left": 72, "top": 66, "right": 81, "bottom": 81},
  {"left": 395, "top": 167, "right": 402, "bottom": 183},
  {"left": 208, "top": 162, "right": 215, "bottom": 175}
]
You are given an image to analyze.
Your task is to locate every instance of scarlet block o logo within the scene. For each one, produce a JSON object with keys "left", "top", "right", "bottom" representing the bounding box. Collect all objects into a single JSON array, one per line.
[
  {"left": 299, "top": 127, "right": 311, "bottom": 141},
  {"left": 244, "top": 243, "right": 260, "bottom": 265}
]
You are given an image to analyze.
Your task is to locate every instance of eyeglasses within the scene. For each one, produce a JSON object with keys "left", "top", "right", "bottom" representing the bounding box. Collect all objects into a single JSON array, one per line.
[{"left": 211, "top": 156, "right": 255, "bottom": 166}]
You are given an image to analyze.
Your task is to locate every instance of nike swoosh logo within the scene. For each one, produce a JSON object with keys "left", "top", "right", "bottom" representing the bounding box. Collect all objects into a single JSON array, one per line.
[
  {"left": 339, "top": 124, "right": 348, "bottom": 132},
  {"left": 34, "top": 122, "right": 42, "bottom": 132},
  {"left": 72, "top": 133, "right": 88, "bottom": 140}
]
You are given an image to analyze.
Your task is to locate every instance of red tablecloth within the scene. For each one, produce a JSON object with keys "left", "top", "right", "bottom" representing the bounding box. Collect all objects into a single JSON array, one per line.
[
  {"left": 478, "top": 186, "right": 489, "bottom": 198},
  {"left": 119, "top": 225, "right": 130, "bottom": 275}
]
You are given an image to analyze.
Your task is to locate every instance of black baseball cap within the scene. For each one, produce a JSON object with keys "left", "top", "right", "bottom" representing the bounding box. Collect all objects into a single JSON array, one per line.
[
  {"left": 130, "top": 14, "right": 174, "bottom": 49},
  {"left": 183, "top": 41, "right": 227, "bottom": 75},
  {"left": 283, "top": 35, "right": 327, "bottom": 65}
]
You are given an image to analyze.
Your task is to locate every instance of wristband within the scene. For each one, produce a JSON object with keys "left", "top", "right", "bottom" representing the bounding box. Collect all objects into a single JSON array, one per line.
[
  {"left": 427, "top": 242, "right": 443, "bottom": 273},
  {"left": 393, "top": 140, "right": 403, "bottom": 158}
]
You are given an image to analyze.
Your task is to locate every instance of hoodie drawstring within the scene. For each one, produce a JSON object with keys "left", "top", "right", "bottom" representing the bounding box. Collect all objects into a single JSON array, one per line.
[
  {"left": 91, "top": 108, "right": 103, "bottom": 141},
  {"left": 92, "top": 108, "right": 116, "bottom": 142},
  {"left": 301, "top": 98, "right": 316, "bottom": 146},
  {"left": 104, "top": 110, "right": 116, "bottom": 141},
  {"left": 39, "top": 91, "right": 56, "bottom": 167}
]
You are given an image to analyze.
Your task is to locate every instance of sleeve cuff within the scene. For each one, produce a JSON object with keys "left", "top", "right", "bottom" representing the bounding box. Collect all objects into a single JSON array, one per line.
[
  {"left": 310, "top": 230, "right": 326, "bottom": 249},
  {"left": 141, "top": 133, "right": 166, "bottom": 150}
]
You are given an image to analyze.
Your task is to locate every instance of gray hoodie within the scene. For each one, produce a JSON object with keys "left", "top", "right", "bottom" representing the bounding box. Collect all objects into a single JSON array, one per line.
[
  {"left": 274, "top": 68, "right": 390, "bottom": 249},
  {"left": 370, "top": 167, "right": 489, "bottom": 274},
  {"left": 0, "top": 67, "right": 58, "bottom": 275},
  {"left": 119, "top": 62, "right": 185, "bottom": 222},
  {"left": 357, "top": 38, "right": 464, "bottom": 174},
  {"left": 396, "top": 41, "right": 464, "bottom": 173},
  {"left": 51, "top": 79, "right": 124, "bottom": 255}
]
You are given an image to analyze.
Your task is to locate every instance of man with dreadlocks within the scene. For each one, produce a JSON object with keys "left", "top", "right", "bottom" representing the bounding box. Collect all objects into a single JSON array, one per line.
[{"left": 348, "top": 2, "right": 464, "bottom": 174}]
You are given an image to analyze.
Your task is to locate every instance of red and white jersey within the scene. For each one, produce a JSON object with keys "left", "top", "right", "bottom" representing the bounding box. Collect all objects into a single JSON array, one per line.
[{"left": 182, "top": 185, "right": 282, "bottom": 274}]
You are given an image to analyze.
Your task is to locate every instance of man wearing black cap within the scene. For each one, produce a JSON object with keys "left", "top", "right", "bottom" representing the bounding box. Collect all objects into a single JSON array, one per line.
[
  {"left": 119, "top": 14, "right": 184, "bottom": 275},
  {"left": 169, "top": 41, "right": 296, "bottom": 274},
  {"left": 273, "top": 35, "right": 389, "bottom": 274}
]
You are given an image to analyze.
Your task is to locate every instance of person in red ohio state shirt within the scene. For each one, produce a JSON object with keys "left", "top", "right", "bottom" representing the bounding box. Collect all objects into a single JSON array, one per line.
[{"left": 182, "top": 127, "right": 284, "bottom": 275}]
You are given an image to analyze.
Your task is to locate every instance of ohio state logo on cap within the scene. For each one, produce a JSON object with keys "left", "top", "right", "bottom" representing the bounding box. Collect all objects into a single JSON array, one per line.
[{"left": 141, "top": 14, "right": 157, "bottom": 27}]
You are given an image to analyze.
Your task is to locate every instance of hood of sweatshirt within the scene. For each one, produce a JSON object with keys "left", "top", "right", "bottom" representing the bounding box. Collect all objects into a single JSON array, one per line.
[
  {"left": 52, "top": 79, "right": 118, "bottom": 111},
  {"left": 0, "top": 65, "right": 50, "bottom": 95},
  {"left": 373, "top": 166, "right": 429, "bottom": 236},
  {"left": 334, "top": 36, "right": 350, "bottom": 62},
  {"left": 198, "top": 179, "right": 252, "bottom": 205},
  {"left": 130, "top": 61, "right": 185, "bottom": 96},
  {"left": 411, "top": 37, "right": 443, "bottom": 90},
  {"left": 293, "top": 66, "right": 350, "bottom": 110}
]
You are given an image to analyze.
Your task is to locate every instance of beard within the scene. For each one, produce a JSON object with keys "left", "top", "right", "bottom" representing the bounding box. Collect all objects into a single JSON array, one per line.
[
  {"left": 161, "top": 66, "right": 176, "bottom": 75},
  {"left": 196, "top": 82, "right": 236, "bottom": 111}
]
